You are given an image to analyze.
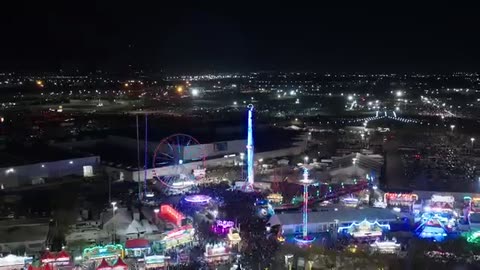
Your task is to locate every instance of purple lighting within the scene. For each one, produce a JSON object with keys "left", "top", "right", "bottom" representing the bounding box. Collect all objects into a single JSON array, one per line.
[
  {"left": 213, "top": 220, "right": 235, "bottom": 234},
  {"left": 184, "top": 194, "right": 212, "bottom": 204}
]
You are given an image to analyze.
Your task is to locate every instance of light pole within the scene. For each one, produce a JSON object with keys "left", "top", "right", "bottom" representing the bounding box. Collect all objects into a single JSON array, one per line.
[
  {"left": 450, "top": 125, "right": 455, "bottom": 132},
  {"left": 111, "top": 202, "right": 117, "bottom": 243},
  {"left": 471, "top": 137, "right": 475, "bottom": 147},
  {"left": 153, "top": 208, "right": 159, "bottom": 224}
]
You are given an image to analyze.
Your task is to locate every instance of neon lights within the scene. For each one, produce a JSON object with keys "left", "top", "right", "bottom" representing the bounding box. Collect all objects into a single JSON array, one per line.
[
  {"left": 464, "top": 231, "right": 480, "bottom": 245},
  {"left": 164, "top": 225, "right": 194, "bottom": 240},
  {"left": 370, "top": 240, "right": 401, "bottom": 254},
  {"left": 82, "top": 244, "right": 123, "bottom": 261},
  {"left": 160, "top": 204, "right": 185, "bottom": 227},
  {"left": 383, "top": 193, "right": 418, "bottom": 206},
  {"left": 431, "top": 195, "right": 454, "bottom": 203},
  {"left": 337, "top": 219, "right": 390, "bottom": 238},
  {"left": 293, "top": 235, "right": 316, "bottom": 245},
  {"left": 267, "top": 193, "right": 283, "bottom": 204},
  {"left": 213, "top": 220, "right": 235, "bottom": 234},
  {"left": 184, "top": 194, "right": 211, "bottom": 204},
  {"left": 247, "top": 105, "right": 254, "bottom": 186}
]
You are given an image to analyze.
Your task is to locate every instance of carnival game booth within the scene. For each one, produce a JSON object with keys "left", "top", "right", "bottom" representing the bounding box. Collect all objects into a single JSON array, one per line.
[
  {"left": 156, "top": 225, "right": 195, "bottom": 251},
  {"left": 383, "top": 192, "right": 418, "bottom": 212},
  {"left": 471, "top": 197, "right": 480, "bottom": 213},
  {"left": 143, "top": 255, "right": 170, "bottom": 269},
  {"left": 0, "top": 254, "right": 32, "bottom": 270},
  {"left": 267, "top": 193, "right": 283, "bottom": 205},
  {"left": 227, "top": 227, "right": 241, "bottom": 247},
  {"left": 204, "top": 242, "right": 232, "bottom": 265},
  {"left": 125, "top": 239, "right": 151, "bottom": 258},
  {"left": 427, "top": 195, "right": 455, "bottom": 214},
  {"left": 82, "top": 244, "right": 124, "bottom": 265},
  {"left": 337, "top": 219, "right": 390, "bottom": 240},
  {"left": 370, "top": 239, "right": 401, "bottom": 254},
  {"left": 415, "top": 212, "right": 455, "bottom": 241}
]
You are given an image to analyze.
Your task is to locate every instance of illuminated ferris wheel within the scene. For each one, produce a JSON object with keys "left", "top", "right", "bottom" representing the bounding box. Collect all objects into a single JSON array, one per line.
[{"left": 152, "top": 134, "right": 206, "bottom": 190}]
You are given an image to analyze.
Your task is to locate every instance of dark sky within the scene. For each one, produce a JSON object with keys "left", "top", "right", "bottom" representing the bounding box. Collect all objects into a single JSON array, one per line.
[{"left": 1, "top": 1, "right": 479, "bottom": 73}]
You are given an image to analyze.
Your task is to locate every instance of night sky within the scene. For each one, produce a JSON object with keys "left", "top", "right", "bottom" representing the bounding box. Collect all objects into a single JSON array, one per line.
[{"left": 1, "top": 1, "right": 479, "bottom": 73}]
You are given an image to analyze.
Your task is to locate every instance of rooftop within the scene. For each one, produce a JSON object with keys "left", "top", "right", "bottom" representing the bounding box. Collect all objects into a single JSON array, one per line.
[{"left": 0, "top": 222, "right": 49, "bottom": 244}]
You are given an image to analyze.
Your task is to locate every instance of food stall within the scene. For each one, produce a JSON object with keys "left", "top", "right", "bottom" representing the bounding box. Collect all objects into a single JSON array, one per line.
[
  {"left": 204, "top": 242, "right": 232, "bottom": 265},
  {"left": 82, "top": 244, "right": 124, "bottom": 265},
  {"left": 125, "top": 238, "right": 151, "bottom": 258},
  {"left": 227, "top": 227, "right": 241, "bottom": 247},
  {"left": 370, "top": 239, "right": 401, "bottom": 254},
  {"left": 144, "top": 255, "right": 170, "bottom": 269},
  {"left": 383, "top": 192, "right": 418, "bottom": 211},
  {"left": 158, "top": 225, "right": 195, "bottom": 250}
]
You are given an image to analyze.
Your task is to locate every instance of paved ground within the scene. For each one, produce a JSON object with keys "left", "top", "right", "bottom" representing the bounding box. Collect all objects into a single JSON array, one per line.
[{"left": 383, "top": 139, "right": 407, "bottom": 189}]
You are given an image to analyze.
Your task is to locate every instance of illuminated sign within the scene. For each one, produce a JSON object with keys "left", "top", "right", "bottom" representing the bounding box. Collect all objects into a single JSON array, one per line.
[
  {"left": 160, "top": 204, "right": 185, "bottom": 227},
  {"left": 164, "top": 225, "right": 194, "bottom": 240},
  {"left": 82, "top": 244, "right": 123, "bottom": 261},
  {"left": 431, "top": 195, "right": 454, "bottom": 203},
  {"left": 384, "top": 193, "right": 418, "bottom": 204}
]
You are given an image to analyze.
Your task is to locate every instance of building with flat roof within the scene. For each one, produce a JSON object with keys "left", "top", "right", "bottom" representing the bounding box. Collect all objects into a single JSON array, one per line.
[
  {"left": 0, "top": 144, "right": 100, "bottom": 188},
  {"left": 0, "top": 219, "right": 50, "bottom": 254}
]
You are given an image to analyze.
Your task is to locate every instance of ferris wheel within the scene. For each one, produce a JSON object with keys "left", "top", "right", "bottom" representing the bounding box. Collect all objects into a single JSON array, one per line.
[{"left": 152, "top": 134, "right": 206, "bottom": 189}]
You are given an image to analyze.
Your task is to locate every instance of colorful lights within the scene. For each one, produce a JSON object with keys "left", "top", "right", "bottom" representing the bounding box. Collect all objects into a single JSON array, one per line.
[
  {"left": 337, "top": 219, "right": 390, "bottom": 238},
  {"left": 163, "top": 225, "right": 194, "bottom": 240},
  {"left": 82, "top": 244, "right": 124, "bottom": 261},
  {"left": 464, "top": 231, "right": 480, "bottom": 245},
  {"left": 213, "top": 220, "right": 235, "bottom": 234},
  {"left": 246, "top": 104, "right": 254, "bottom": 189},
  {"left": 370, "top": 240, "right": 401, "bottom": 254},
  {"left": 383, "top": 192, "right": 418, "bottom": 207},
  {"left": 184, "top": 194, "right": 212, "bottom": 204},
  {"left": 293, "top": 235, "right": 316, "bottom": 245},
  {"left": 159, "top": 204, "right": 185, "bottom": 227},
  {"left": 431, "top": 194, "right": 455, "bottom": 203}
]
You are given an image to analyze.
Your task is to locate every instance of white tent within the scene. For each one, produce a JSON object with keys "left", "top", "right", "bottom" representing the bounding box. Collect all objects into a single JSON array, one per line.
[{"left": 125, "top": 219, "right": 145, "bottom": 235}]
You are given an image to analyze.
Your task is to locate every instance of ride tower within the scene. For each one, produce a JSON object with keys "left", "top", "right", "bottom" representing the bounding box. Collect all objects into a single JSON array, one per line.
[
  {"left": 242, "top": 104, "right": 255, "bottom": 192},
  {"left": 294, "top": 164, "right": 316, "bottom": 245}
]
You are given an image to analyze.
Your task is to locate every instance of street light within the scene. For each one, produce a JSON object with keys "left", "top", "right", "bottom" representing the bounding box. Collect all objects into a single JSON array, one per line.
[
  {"left": 111, "top": 202, "right": 117, "bottom": 243},
  {"left": 304, "top": 156, "right": 309, "bottom": 164},
  {"left": 471, "top": 137, "right": 475, "bottom": 147},
  {"left": 450, "top": 125, "right": 455, "bottom": 132}
]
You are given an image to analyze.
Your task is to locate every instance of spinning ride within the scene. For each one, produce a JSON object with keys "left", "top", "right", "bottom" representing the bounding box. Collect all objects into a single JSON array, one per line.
[{"left": 152, "top": 134, "right": 206, "bottom": 190}]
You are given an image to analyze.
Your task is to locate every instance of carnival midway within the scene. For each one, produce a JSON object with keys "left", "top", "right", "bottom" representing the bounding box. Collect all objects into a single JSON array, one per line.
[{"left": 7, "top": 105, "right": 480, "bottom": 270}]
